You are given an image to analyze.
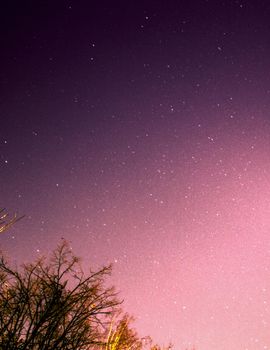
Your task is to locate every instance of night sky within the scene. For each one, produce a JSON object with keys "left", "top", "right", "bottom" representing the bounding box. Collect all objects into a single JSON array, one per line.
[{"left": 2, "top": 1, "right": 270, "bottom": 349}]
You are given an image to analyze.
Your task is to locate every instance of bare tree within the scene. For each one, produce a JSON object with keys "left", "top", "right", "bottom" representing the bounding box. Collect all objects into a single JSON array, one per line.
[
  {"left": 0, "top": 213, "right": 174, "bottom": 350},
  {"left": 0, "top": 241, "right": 120, "bottom": 350}
]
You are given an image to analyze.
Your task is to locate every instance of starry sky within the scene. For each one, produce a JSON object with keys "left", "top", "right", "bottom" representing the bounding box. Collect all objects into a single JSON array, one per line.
[{"left": 1, "top": 1, "right": 270, "bottom": 349}]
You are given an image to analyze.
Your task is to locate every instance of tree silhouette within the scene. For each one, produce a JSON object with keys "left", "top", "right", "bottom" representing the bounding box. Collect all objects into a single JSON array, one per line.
[
  {"left": 0, "top": 241, "right": 120, "bottom": 349},
  {"left": 0, "top": 214, "right": 174, "bottom": 350}
]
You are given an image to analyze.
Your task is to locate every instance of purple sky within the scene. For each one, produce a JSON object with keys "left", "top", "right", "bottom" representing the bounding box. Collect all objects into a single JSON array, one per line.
[{"left": 2, "top": 1, "right": 270, "bottom": 349}]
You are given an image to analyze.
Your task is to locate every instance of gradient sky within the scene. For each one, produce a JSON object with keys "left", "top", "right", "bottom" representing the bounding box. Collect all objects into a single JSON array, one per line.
[{"left": 1, "top": 1, "right": 270, "bottom": 349}]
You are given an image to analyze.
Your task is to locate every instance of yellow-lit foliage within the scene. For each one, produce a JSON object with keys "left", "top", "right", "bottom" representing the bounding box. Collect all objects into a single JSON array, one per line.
[
  {"left": 0, "top": 208, "right": 23, "bottom": 233},
  {"left": 106, "top": 314, "right": 143, "bottom": 350}
]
